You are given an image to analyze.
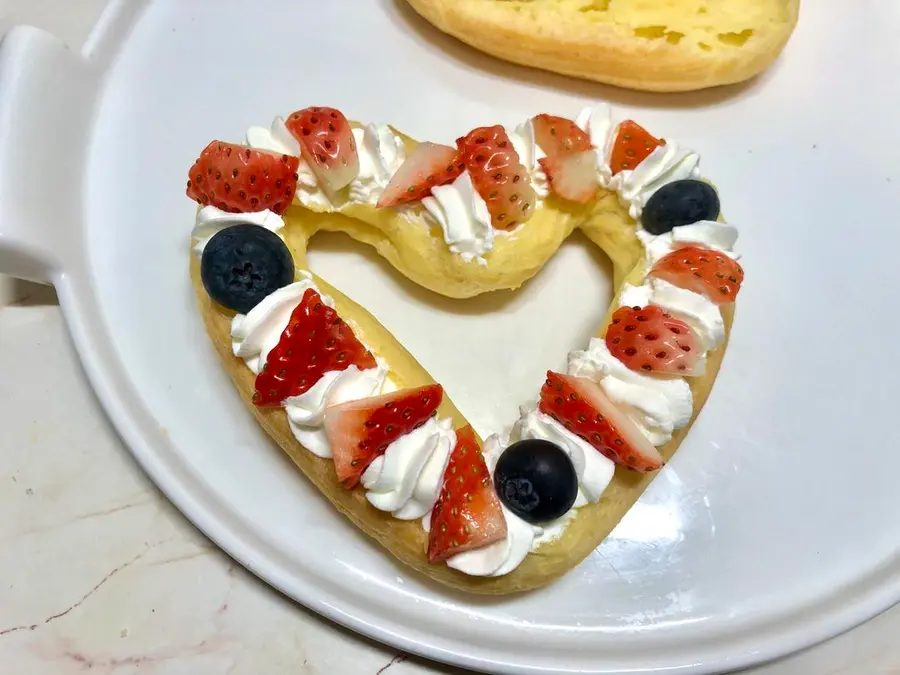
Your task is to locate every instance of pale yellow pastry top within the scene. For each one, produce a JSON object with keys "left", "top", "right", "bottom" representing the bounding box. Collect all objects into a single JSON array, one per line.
[{"left": 404, "top": 0, "right": 800, "bottom": 92}]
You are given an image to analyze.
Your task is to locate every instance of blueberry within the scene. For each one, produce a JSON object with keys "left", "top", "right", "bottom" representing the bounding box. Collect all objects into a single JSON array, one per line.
[
  {"left": 641, "top": 179, "right": 720, "bottom": 235},
  {"left": 494, "top": 439, "right": 578, "bottom": 524},
  {"left": 200, "top": 224, "right": 294, "bottom": 313}
]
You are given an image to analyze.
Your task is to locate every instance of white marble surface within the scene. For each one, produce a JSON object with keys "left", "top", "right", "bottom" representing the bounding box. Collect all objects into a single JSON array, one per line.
[{"left": 2, "top": 3, "right": 900, "bottom": 674}]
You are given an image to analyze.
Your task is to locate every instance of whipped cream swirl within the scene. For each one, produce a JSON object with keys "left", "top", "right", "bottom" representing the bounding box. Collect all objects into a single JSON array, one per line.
[
  {"left": 363, "top": 417, "right": 456, "bottom": 520},
  {"left": 569, "top": 338, "right": 694, "bottom": 447},
  {"left": 191, "top": 205, "right": 285, "bottom": 256},
  {"left": 349, "top": 124, "right": 406, "bottom": 205},
  {"left": 576, "top": 104, "right": 701, "bottom": 221},
  {"left": 637, "top": 220, "right": 739, "bottom": 267},
  {"left": 422, "top": 172, "right": 494, "bottom": 265},
  {"left": 287, "top": 366, "right": 388, "bottom": 458},
  {"left": 508, "top": 118, "right": 550, "bottom": 201}
]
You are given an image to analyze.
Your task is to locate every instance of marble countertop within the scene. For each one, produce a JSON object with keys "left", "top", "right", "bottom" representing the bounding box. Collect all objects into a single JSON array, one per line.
[{"left": 1, "top": 3, "right": 897, "bottom": 674}]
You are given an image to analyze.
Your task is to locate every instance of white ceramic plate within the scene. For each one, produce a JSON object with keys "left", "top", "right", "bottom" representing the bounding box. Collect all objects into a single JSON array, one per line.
[{"left": 2, "top": 2, "right": 899, "bottom": 673}]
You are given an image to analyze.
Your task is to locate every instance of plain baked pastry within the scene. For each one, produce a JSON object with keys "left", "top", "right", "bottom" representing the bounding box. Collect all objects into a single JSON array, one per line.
[{"left": 404, "top": 0, "right": 800, "bottom": 92}]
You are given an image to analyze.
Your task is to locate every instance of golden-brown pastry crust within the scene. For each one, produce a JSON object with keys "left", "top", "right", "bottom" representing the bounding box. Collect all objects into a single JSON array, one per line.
[{"left": 403, "top": 0, "right": 800, "bottom": 92}]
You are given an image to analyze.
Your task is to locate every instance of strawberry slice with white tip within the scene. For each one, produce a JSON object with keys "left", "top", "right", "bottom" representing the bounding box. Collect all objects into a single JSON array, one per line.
[
  {"left": 532, "top": 114, "right": 592, "bottom": 157},
  {"left": 539, "top": 372, "right": 662, "bottom": 473},
  {"left": 540, "top": 150, "right": 600, "bottom": 203},
  {"left": 456, "top": 125, "right": 536, "bottom": 230},
  {"left": 376, "top": 142, "right": 463, "bottom": 208},
  {"left": 428, "top": 425, "right": 507, "bottom": 563},
  {"left": 285, "top": 106, "right": 359, "bottom": 193},
  {"left": 325, "top": 384, "right": 443, "bottom": 488}
]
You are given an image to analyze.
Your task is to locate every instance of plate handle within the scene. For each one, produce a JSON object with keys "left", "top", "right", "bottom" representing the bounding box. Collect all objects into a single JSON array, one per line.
[{"left": 0, "top": 26, "right": 98, "bottom": 285}]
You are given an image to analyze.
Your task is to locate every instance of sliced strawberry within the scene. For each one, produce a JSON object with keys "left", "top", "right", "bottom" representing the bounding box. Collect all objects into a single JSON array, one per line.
[
  {"left": 606, "top": 305, "right": 703, "bottom": 375},
  {"left": 253, "top": 289, "right": 377, "bottom": 407},
  {"left": 427, "top": 425, "right": 507, "bottom": 563},
  {"left": 539, "top": 150, "right": 600, "bottom": 203},
  {"left": 325, "top": 384, "right": 443, "bottom": 488},
  {"left": 650, "top": 245, "right": 744, "bottom": 304},
  {"left": 376, "top": 142, "right": 464, "bottom": 208},
  {"left": 285, "top": 107, "right": 359, "bottom": 193},
  {"left": 186, "top": 141, "right": 299, "bottom": 215},
  {"left": 609, "top": 120, "right": 665, "bottom": 175},
  {"left": 532, "top": 114, "right": 592, "bottom": 157},
  {"left": 456, "top": 126, "right": 536, "bottom": 230},
  {"left": 539, "top": 372, "right": 662, "bottom": 473}
]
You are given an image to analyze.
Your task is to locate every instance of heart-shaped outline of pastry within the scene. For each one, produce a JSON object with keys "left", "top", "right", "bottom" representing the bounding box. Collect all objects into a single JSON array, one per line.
[{"left": 189, "top": 110, "right": 738, "bottom": 594}]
